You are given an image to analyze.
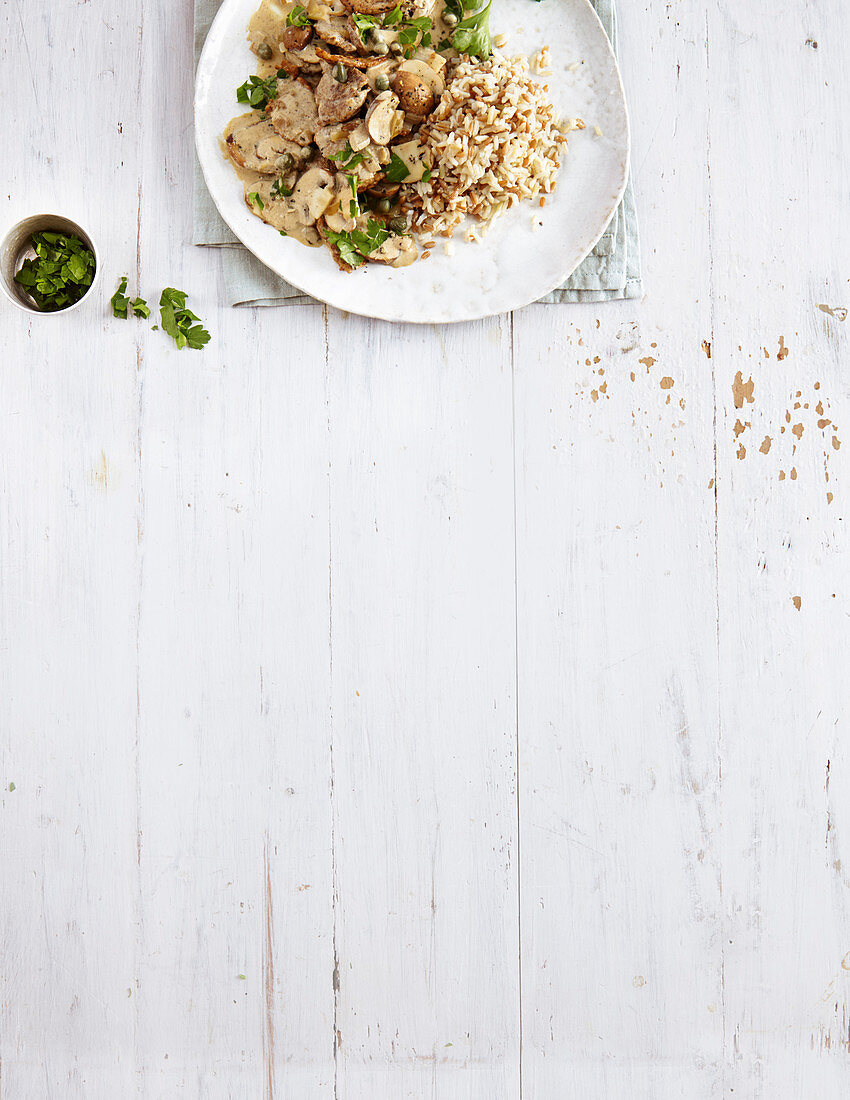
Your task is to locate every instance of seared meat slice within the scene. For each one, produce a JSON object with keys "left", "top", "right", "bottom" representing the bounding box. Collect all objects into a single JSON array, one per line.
[
  {"left": 268, "top": 79, "right": 320, "bottom": 145},
  {"left": 341, "top": 0, "right": 399, "bottom": 13},
  {"left": 314, "top": 46, "right": 387, "bottom": 68},
  {"left": 315, "top": 65, "right": 370, "bottom": 124},
  {"left": 225, "top": 113, "right": 303, "bottom": 174},
  {"left": 314, "top": 17, "right": 358, "bottom": 53}
]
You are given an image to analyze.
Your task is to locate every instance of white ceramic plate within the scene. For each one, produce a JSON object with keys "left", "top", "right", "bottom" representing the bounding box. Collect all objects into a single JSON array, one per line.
[{"left": 195, "top": 0, "right": 630, "bottom": 322}]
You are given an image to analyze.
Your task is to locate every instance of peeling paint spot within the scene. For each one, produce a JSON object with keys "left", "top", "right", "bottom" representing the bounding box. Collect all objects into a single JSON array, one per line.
[
  {"left": 660, "top": 376, "right": 674, "bottom": 390},
  {"left": 792, "top": 423, "right": 804, "bottom": 440},
  {"left": 759, "top": 436, "right": 772, "bottom": 454},
  {"left": 633, "top": 976, "right": 645, "bottom": 988},
  {"left": 818, "top": 304, "right": 847, "bottom": 321},
  {"left": 792, "top": 596, "right": 802, "bottom": 611},
  {"left": 732, "top": 372, "right": 755, "bottom": 408},
  {"left": 833, "top": 437, "right": 842, "bottom": 450},
  {"left": 737, "top": 444, "right": 746, "bottom": 460},
  {"left": 734, "top": 419, "right": 747, "bottom": 438},
  {"left": 779, "top": 470, "right": 786, "bottom": 481},
  {"left": 701, "top": 340, "right": 712, "bottom": 358},
  {"left": 790, "top": 467, "right": 798, "bottom": 480},
  {"left": 778, "top": 336, "right": 790, "bottom": 360},
  {"left": 640, "top": 356, "right": 656, "bottom": 369}
]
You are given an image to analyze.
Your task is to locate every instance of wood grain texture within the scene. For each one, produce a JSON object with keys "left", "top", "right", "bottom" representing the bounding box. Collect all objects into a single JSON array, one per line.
[{"left": 0, "top": 0, "right": 848, "bottom": 1097}]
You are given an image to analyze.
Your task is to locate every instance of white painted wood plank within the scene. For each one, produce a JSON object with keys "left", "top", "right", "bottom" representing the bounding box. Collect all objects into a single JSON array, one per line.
[
  {"left": 324, "top": 314, "right": 520, "bottom": 1098},
  {"left": 708, "top": 1, "right": 850, "bottom": 1095},
  {"left": 513, "top": 0, "right": 724, "bottom": 1092},
  {"left": 0, "top": 1, "right": 145, "bottom": 1095},
  {"left": 129, "top": 5, "right": 336, "bottom": 1095}
]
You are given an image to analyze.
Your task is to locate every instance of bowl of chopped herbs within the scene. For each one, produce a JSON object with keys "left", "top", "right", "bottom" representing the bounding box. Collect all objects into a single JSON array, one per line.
[{"left": 0, "top": 214, "right": 99, "bottom": 314}]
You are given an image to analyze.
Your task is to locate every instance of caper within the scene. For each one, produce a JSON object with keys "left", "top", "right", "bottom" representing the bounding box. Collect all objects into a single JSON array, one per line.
[
  {"left": 377, "top": 197, "right": 393, "bottom": 214},
  {"left": 333, "top": 62, "right": 348, "bottom": 82},
  {"left": 389, "top": 41, "right": 404, "bottom": 56},
  {"left": 442, "top": 11, "right": 458, "bottom": 27},
  {"left": 390, "top": 216, "right": 408, "bottom": 234},
  {"left": 276, "top": 151, "right": 295, "bottom": 170},
  {"left": 297, "top": 144, "right": 313, "bottom": 160},
  {"left": 372, "top": 39, "right": 389, "bottom": 56},
  {"left": 257, "top": 42, "right": 274, "bottom": 60},
  {"left": 375, "top": 73, "right": 391, "bottom": 92}
]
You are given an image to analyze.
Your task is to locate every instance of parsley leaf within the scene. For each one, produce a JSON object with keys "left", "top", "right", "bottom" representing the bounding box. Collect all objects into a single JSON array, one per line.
[
  {"left": 324, "top": 218, "right": 390, "bottom": 268},
  {"left": 270, "top": 176, "right": 293, "bottom": 199},
  {"left": 382, "top": 4, "right": 403, "bottom": 25},
  {"left": 323, "top": 229, "right": 366, "bottom": 268},
  {"left": 286, "top": 4, "right": 312, "bottom": 27},
  {"left": 247, "top": 191, "right": 265, "bottom": 210},
  {"left": 352, "top": 13, "right": 380, "bottom": 35},
  {"left": 14, "top": 231, "right": 95, "bottom": 312},
  {"left": 328, "top": 142, "right": 365, "bottom": 170},
  {"left": 159, "top": 288, "right": 211, "bottom": 351},
  {"left": 111, "top": 276, "right": 130, "bottom": 319},
  {"left": 350, "top": 218, "right": 391, "bottom": 255},
  {"left": 130, "top": 296, "right": 151, "bottom": 319},
  {"left": 346, "top": 173, "right": 360, "bottom": 218},
  {"left": 450, "top": 0, "right": 492, "bottom": 58},
  {"left": 384, "top": 151, "right": 411, "bottom": 183},
  {"left": 236, "top": 74, "right": 279, "bottom": 109}
]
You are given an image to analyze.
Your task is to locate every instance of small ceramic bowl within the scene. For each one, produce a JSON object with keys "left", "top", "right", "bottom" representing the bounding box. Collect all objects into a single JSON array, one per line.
[{"left": 0, "top": 213, "right": 100, "bottom": 315}]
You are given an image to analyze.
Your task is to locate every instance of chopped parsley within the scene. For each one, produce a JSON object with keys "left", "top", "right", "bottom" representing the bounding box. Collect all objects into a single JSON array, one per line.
[
  {"left": 328, "top": 142, "right": 365, "bottom": 170},
  {"left": 286, "top": 4, "right": 312, "bottom": 26},
  {"left": 346, "top": 173, "right": 361, "bottom": 218},
  {"left": 385, "top": 151, "right": 411, "bottom": 183},
  {"left": 247, "top": 191, "right": 265, "bottom": 210},
  {"left": 270, "top": 176, "right": 293, "bottom": 199},
  {"left": 14, "top": 231, "right": 96, "bottom": 312},
  {"left": 398, "top": 15, "right": 432, "bottom": 47},
  {"left": 325, "top": 218, "right": 391, "bottom": 268},
  {"left": 445, "top": 0, "right": 492, "bottom": 58},
  {"left": 130, "top": 296, "right": 151, "bottom": 319},
  {"left": 159, "top": 288, "right": 211, "bottom": 351},
  {"left": 236, "top": 73, "right": 279, "bottom": 108},
  {"left": 111, "top": 276, "right": 131, "bottom": 318}
]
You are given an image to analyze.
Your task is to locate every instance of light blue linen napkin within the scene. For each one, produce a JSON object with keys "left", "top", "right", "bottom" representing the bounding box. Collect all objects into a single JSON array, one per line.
[{"left": 193, "top": 0, "right": 642, "bottom": 307}]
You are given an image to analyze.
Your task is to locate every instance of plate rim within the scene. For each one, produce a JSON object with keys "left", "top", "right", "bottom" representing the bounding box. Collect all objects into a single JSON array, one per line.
[{"left": 195, "top": 0, "right": 631, "bottom": 323}]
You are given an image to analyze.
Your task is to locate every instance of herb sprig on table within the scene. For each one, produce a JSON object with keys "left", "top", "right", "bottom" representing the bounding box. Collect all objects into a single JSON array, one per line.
[
  {"left": 112, "top": 278, "right": 211, "bottom": 351},
  {"left": 110, "top": 277, "right": 150, "bottom": 319},
  {"left": 14, "top": 231, "right": 96, "bottom": 312},
  {"left": 159, "top": 288, "right": 212, "bottom": 351}
]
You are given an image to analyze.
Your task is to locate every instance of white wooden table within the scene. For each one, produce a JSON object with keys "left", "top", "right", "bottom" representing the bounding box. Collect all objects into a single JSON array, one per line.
[{"left": 2, "top": 1, "right": 848, "bottom": 1096}]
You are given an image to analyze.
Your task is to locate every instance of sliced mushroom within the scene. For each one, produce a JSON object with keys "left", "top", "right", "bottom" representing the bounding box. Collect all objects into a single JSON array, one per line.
[
  {"left": 365, "top": 91, "right": 405, "bottom": 145},
  {"left": 315, "top": 64, "right": 371, "bottom": 124},
  {"left": 391, "top": 70, "right": 436, "bottom": 115},
  {"left": 282, "top": 25, "right": 315, "bottom": 51},
  {"left": 370, "top": 233, "right": 418, "bottom": 267},
  {"left": 323, "top": 173, "right": 360, "bottom": 232},
  {"left": 397, "top": 58, "right": 446, "bottom": 96},
  {"left": 364, "top": 179, "right": 401, "bottom": 200},
  {"left": 347, "top": 122, "right": 372, "bottom": 152},
  {"left": 291, "top": 166, "right": 337, "bottom": 223},
  {"left": 268, "top": 79, "right": 320, "bottom": 145},
  {"left": 314, "top": 17, "right": 358, "bottom": 52}
]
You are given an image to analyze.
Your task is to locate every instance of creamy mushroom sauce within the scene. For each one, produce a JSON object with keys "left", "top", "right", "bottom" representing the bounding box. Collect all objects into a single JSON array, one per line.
[{"left": 223, "top": 0, "right": 452, "bottom": 271}]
